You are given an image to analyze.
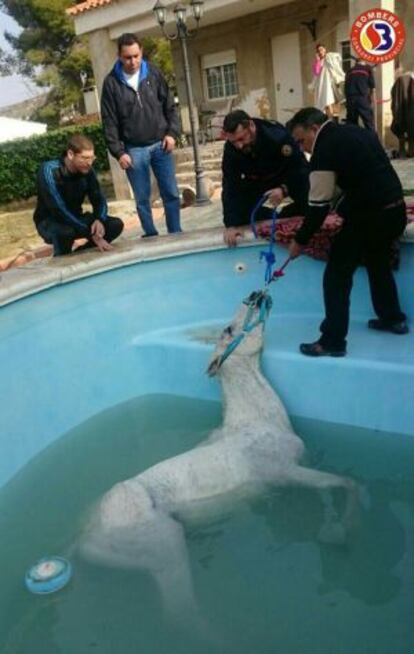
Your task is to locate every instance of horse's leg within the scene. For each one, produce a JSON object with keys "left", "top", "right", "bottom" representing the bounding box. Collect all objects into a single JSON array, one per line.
[
  {"left": 284, "top": 465, "right": 359, "bottom": 544},
  {"left": 80, "top": 480, "right": 199, "bottom": 623}
]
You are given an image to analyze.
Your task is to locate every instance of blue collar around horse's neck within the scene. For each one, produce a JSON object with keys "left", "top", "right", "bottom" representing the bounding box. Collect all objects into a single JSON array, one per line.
[{"left": 217, "top": 292, "right": 272, "bottom": 369}]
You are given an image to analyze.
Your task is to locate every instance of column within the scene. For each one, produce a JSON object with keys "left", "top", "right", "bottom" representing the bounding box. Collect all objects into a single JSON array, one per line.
[
  {"left": 348, "top": 0, "right": 395, "bottom": 144},
  {"left": 88, "top": 28, "right": 132, "bottom": 201}
]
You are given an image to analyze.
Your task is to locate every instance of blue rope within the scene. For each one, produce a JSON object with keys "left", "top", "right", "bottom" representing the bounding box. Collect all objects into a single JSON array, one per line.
[
  {"left": 250, "top": 193, "right": 279, "bottom": 285},
  {"left": 217, "top": 291, "right": 272, "bottom": 368}
]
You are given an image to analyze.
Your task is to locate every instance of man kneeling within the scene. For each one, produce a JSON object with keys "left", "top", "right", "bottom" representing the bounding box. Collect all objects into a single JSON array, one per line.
[{"left": 34, "top": 133, "right": 124, "bottom": 256}]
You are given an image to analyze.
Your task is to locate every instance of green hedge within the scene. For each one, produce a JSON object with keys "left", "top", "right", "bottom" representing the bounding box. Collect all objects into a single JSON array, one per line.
[{"left": 0, "top": 123, "right": 110, "bottom": 204}]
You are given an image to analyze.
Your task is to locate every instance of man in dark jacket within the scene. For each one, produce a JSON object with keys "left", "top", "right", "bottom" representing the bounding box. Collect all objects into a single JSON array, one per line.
[
  {"left": 391, "top": 70, "right": 414, "bottom": 158},
  {"left": 34, "top": 134, "right": 123, "bottom": 256},
  {"left": 345, "top": 59, "right": 376, "bottom": 130},
  {"left": 288, "top": 107, "right": 408, "bottom": 357},
  {"left": 101, "top": 33, "right": 181, "bottom": 237},
  {"left": 221, "top": 110, "right": 309, "bottom": 247}
]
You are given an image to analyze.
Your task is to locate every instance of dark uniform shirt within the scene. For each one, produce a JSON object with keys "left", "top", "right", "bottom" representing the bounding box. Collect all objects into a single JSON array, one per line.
[
  {"left": 222, "top": 119, "right": 309, "bottom": 228},
  {"left": 34, "top": 159, "right": 108, "bottom": 237},
  {"left": 295, "top": 120, "right": 403, "bottom": 245},
  {"left": 345, "top": 62, "right": 375, "bottom": 98}
]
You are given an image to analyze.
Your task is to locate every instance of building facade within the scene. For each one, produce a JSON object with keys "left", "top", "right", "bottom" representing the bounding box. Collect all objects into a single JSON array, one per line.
[{"left": 69, "top": 0, "right": 413, "bottom": 199}]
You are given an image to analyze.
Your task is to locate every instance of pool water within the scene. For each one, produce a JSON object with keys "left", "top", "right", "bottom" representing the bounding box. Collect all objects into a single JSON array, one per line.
[{"left": 1, "top": 395, "right": 413, "bottom": 654}]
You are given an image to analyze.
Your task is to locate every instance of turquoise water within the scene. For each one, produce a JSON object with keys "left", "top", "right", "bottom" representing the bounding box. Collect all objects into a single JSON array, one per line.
[{"left": 1, "top": 394, "right": 413, "bottom": 654}]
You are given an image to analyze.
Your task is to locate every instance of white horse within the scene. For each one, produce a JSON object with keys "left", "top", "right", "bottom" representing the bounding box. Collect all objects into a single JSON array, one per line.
[{"left": 79, "top": 291, "right": 357, "bottom": 624}]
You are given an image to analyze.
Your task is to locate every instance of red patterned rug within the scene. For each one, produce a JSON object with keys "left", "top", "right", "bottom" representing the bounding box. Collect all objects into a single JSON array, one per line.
[{"left": 256, "top": 202, "right": 414, "bottom": 266}]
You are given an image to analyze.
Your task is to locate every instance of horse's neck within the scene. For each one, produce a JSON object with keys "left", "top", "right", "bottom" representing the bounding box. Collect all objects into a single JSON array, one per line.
[{"left": 219, "top": 356, "right": 292, "bottom": 432}]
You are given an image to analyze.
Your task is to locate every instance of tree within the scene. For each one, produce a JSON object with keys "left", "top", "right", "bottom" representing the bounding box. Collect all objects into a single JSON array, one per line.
[
  {"left": 142, "top": 37, "right": 175, "bottom": 89},
  {"left": 0, "top": 0, "right": 93, "bottom": 126},
  {"left": 0, "top": 1, "right": 175, "bottom": 126}
]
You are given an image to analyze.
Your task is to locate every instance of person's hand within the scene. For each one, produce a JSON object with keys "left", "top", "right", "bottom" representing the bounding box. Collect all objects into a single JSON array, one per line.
[
  {"left": 288, "top": 240, "right": 303, "bottom": 259},
  {"left": 91, "top": 234, "right": 113, "bottom": 253},
  {"left": 162, "top": 135, "right": 176, "bottom": 153},
  {"left": 90, "top": 219, "right": 105, "bottom": 239},
  {"left": 224, "top": 227, "right": 243, "bottom": 248},
  {"left": 322, "top": 214, "right": 343, "bottom": 230},
  {"left": 119, "top": 153, "right": 133, "bottom": 170},
  {"left": 266, "top": 187, "right": 285, "bottom": 206}
]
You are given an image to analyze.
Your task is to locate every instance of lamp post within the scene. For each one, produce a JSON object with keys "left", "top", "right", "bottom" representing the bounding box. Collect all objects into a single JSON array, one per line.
[{"left": 153, "top": 0, "right": 211, "bottom": 206}]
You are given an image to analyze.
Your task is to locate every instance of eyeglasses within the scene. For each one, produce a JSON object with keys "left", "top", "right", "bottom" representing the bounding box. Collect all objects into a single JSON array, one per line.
[{"left": 75, "top": 154, "right": 96, "bottom": 163}]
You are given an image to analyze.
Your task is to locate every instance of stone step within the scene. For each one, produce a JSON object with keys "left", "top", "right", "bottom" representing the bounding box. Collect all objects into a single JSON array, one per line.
[
  {"left": 175, "top": 170, "right": 222, "bottom": 186},
  {"left": 176, "top": 157, "right": 222, "bottom": 173},
  {"left": 174, "top": 142, "right": 224, "bottom": 164}
]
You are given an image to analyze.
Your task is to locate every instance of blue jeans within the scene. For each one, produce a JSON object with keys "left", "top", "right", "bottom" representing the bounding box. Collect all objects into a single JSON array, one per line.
[{"left": 126, "top": 142, "right": 181, "bottom": 236}]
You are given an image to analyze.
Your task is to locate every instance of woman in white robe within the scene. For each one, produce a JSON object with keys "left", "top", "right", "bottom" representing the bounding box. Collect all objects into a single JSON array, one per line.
[{"left": 312, "top": 44, "right": 345, "bottom": 117}]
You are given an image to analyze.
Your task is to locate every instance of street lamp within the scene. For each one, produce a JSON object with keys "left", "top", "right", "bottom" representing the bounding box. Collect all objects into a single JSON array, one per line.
[{"left": 153, "top": 0, "right": 211, "bottom": 206}]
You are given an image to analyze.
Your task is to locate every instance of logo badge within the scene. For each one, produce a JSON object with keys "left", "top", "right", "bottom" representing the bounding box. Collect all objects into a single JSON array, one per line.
[
  {"left": 350, "top": 8, "right": 405, "bottom": 64},
  {"left": 281, "top": 144, "right": 293, "bottom": 157}
]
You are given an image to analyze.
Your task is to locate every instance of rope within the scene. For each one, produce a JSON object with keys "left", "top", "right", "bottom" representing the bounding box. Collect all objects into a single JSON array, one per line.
[{"left": 250, "top": 193, "right": 293, "bottom": 285}]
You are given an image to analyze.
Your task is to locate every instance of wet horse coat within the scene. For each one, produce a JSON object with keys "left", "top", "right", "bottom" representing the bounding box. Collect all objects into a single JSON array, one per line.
[{"left": 80, "top": 292, "right": 357, "bottom": 620}]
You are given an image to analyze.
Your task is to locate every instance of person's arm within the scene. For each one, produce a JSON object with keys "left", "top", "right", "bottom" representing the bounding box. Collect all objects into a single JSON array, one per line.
[
  {"left": 278, "top": 137, "right": 310, "bottom": 214},
  {"left": 101, "top": 78, "right": 125, "bottom": 160},
  {"left": 37, "top": 162, "right": 89, "bottom": 236},
  {"left": 87, "top": 169, "right": 108, "bottom": 224},
  {"left": 294, "top": 169, "right": 336, "bottom": 245},
  {"left": 156, "top": 69, "right": 180, "bottom": 140}
]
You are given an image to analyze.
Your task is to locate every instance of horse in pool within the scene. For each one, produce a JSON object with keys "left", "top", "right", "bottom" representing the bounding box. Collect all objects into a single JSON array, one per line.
[{"left": 79, "top": 290, "right": 358, "bottom": 623}]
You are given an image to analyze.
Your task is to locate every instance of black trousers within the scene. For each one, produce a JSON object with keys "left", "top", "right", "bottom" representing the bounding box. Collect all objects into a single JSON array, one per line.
[
  {"left": 346, "top": 96, "right": 375, "bottom": 130},
  {"left": 319, "top": 203, "right": 407, "bottom": 350},
  {"left": 36, "top": 214, "right": 124, "bottom": 256}
]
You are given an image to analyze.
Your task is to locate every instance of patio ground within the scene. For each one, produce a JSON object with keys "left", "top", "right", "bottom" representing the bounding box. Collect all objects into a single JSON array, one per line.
[{"left": 0, "top": 158, "right": 413, "bottom": 271}]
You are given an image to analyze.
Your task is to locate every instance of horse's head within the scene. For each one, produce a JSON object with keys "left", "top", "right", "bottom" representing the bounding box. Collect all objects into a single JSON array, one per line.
[{"left": 207, "top": 290, "right": 272, "bottom": 377}]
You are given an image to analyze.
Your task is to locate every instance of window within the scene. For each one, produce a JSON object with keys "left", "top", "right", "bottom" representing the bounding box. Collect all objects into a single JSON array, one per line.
[
  {"left": 340, "top": 40, "right": 352, "bottom": 73},
  {"left": 202, "top": 50, "right": 239, "bottom": 101}
]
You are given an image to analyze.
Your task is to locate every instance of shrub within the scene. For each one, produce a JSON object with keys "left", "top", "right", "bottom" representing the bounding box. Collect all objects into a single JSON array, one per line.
[{"left": 0, "top": 122, "right": 109, "bottom": 204}]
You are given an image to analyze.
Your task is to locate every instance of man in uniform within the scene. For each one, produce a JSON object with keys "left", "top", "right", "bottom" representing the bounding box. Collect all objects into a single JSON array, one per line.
[
  {"left": 288, "top": 107, "right": 408, "bottom": 357},
  {"left": 345, "top": 58, "right": 376, "bottom": 130},
  {"left": 34, "top": 134, "right": 124, "bottom": 256},
  {"left": 221, "top": 110, "right": 309, "bottom": 247}
]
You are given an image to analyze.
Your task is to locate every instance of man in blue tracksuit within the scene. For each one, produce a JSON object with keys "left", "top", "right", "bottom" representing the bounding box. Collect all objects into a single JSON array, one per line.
[
  {"left": 101, "top": 33, "right": 181, "bottom": 237},
  {"left": 34, "top": 134, "right": 123, "bottom": 256}
]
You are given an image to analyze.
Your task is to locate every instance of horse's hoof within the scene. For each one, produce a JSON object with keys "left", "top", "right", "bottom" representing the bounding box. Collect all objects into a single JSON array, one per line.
[{"left": 318, "top": 522, "right": 346, "bottom": 545}]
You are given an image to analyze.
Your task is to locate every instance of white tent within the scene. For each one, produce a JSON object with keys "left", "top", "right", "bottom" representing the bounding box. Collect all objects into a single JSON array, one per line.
[{"left": 0, "top": 116, "right": 47, "bottom": 143}]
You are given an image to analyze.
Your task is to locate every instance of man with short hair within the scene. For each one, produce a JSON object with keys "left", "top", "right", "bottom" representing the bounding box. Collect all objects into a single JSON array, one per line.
[
  {"left": 101, "top": 33, "right": 181, "bottom": 237},
  {"left": 221, "top": 110, "right": 309, "bottom": 247},
  {"left": 34, "top": 134, "right": 124, "bottom": 256},
  {"left": 288, "top": 107, "right": 408, "bottom": 357}
]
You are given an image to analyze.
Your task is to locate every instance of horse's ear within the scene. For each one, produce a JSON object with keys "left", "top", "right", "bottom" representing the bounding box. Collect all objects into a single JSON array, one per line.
[{"left": 206, "top": 356, "right": 222, "bottom": 377}]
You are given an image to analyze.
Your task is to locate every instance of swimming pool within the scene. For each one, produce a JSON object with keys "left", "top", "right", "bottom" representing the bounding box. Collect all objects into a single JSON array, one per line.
[
  {"left": 1, "top": 236, "right": 413, "bottom": 652},
  {"left": 1, "top": 239, "right": 413, "bottom": 489}
]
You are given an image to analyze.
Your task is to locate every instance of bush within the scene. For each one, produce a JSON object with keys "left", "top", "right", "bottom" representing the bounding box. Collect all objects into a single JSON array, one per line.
[{"left": 0, "top": 122, "right": 110, "bottom": 204}]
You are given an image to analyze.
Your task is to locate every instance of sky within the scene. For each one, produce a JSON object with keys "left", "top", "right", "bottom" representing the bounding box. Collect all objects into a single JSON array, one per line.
[{"left": 0, "top": 10, "right": 39, "bottom": 108}]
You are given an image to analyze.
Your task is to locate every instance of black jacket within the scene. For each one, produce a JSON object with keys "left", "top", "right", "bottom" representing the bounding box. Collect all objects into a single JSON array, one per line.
[
  {"left": 222, "top": 119, "right": 309, "bottom": 227},
  {"left": 345, "top": 62, "right": 375, "bottom": 98},
  {"left": 295, "top": 120, "right": 403, "bottom": 245},
  {"left": 33, "top": 159, "right": 108, "bottom": 237},
  {"left": 101, "top": 59, "right": 180, "bottom": 159}
]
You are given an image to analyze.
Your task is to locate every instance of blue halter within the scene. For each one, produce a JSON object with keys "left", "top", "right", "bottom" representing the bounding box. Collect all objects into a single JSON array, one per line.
[{"left": 216, "top": 291, "right": 273, "bottom": 369}]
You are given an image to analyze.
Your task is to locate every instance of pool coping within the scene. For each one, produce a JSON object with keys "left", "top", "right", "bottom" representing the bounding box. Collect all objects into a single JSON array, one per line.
[
  {"left": 0, "top": 226, "right": 260, "bottom": 307},
  {"left": 1, "top": 219, "right": 413, "bottom": 308}
]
